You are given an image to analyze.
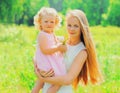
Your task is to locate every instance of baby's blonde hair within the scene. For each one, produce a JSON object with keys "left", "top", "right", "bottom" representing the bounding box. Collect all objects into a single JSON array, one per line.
[{"left": 34, "top": 7, "right": 61, "bottom": 30}]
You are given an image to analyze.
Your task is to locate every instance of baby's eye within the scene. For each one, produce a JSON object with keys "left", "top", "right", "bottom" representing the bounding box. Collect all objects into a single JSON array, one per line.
[
  {"left": 51, "top": 21, "right": 54, "bottom": 23},
  {"left": 67, "top": 24, "right": 71, "bottom": 27}
]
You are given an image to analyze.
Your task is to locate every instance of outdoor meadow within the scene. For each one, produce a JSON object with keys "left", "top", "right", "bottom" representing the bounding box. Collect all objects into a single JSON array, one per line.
[
  {"left": 0, "top": 24, "right": 120, "bottom": 93},
  {"left": 0, "top": 0, "right": 120, "bottom": 93}
]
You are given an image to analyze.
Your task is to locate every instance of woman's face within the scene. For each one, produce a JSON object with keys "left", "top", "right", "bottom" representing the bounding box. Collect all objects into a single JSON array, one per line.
[{"left": 66, "top": 16, "right": 81, "bottom": 38}]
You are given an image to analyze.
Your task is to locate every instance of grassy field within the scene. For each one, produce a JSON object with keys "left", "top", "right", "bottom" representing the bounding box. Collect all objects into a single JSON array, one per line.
[{"left": 0, "top": 24, "right": 120, "bottom": 93}]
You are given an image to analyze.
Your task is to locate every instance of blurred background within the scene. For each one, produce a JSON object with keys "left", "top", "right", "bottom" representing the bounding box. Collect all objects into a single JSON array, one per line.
[
  {"left": 0, "top": 0, "right": 120, "bottom": 93},
  {"left": 0, "top": 0, "right": 120, "bottom": 26}
]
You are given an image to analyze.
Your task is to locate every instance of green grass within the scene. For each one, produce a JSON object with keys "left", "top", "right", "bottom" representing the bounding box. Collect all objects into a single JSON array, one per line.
[{"left": 0, "top": 24, "right": 120, "bottom": 93}]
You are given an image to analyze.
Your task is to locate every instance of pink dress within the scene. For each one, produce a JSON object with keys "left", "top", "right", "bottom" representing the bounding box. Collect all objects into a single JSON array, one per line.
[{"left": 34, "top": 31, "right": 66, "bottom": 76}]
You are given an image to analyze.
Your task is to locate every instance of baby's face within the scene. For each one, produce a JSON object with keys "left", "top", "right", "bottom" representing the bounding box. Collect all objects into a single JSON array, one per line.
[{"left": 41, "top": 15, "right": 56, "bottom": 33}]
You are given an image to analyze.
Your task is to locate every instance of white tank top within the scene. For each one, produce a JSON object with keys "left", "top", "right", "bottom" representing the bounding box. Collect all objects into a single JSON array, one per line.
[{"left": 63, "top": 42, "right": 86, "bottom": 71}]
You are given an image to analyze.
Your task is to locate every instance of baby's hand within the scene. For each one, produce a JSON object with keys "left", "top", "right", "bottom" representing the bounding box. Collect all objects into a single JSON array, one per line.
[
  {"left": 58, "top": 44, "right": 67, "bottom": 53},
  {"left": 56, "top": 36, "right": 64, "bottom": 43},
  {"left": 56, "top": 36, "right": 67, "bottom": 45}
]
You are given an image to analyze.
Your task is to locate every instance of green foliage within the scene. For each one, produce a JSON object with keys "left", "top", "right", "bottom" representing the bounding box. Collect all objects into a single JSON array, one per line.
[
  {"left": 62, "top": 0, "right": 83, "bottom": 14},
  {"left": 107, "top": 0, "right": 120, "bottom": 26},
  {"left": 0, "top": 0, "right": 120, "bottom": 26},
  {"left": 24, "top": 0, "right": 49, "bottom": 25},
  {"left": 82, "top": 0, "right": 109, "bottom": 26},
  {"left": 0, "top": 0, "right": 24, "bottom": 23},
  {"left": 0, "top": 0, "right": 49, "bottom": 25},
  {"left": 0, "top": 24, "right": 120, "bottom": 93},
  {"left": 48, "top": 0, "right": 63, "bottom": 11}
]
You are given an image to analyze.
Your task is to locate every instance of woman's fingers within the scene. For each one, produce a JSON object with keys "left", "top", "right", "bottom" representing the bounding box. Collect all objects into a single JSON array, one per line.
[
  {"left": 39, "top": 69, "right": 54, "bottom": 77},
  {"left": 35, "top": 68, "right": 54, "bottom": 78},
  {"left": 35, "top": 68, "right": 41, "bottom": 79},
  {"left": 39, "top": 70, "right": 47, "bottom": 77},
  {"left": 46, "top": 69, "right": 54, "bottom": 77}
]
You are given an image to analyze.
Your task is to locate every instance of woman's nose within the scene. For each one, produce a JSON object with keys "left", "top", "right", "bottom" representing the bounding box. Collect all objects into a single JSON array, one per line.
[{"left": 70, "top": 27, "right": 74, "bottom": 31}]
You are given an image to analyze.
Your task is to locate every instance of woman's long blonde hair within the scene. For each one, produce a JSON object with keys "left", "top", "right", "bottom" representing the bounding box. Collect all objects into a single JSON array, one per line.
[{"left": 66, "top": 10, "right": 103, "bottom": 89}]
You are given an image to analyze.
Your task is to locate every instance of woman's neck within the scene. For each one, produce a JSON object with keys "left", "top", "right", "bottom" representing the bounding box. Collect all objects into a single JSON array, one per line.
[{"left": 68, "top": 37, "right": 81, "bottom": 45}]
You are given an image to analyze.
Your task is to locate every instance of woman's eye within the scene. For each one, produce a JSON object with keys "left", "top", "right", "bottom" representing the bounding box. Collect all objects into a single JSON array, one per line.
[
  {"left": 45, "top": 21, "right": 48, "bottom": 23},
  {"left": 74, "top": 25, "right": 79, "bottom": 28}
]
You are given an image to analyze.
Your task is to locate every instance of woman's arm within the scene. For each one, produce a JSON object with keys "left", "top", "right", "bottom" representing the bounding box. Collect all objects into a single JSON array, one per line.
[{"left": 36, "top": 50, "right": 87, "bottom": 85}]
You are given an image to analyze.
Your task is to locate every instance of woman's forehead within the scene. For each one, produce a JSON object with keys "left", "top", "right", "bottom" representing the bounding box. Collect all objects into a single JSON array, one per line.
[{"left": 67, "top": 16, "right": 80, "bottom": 23}]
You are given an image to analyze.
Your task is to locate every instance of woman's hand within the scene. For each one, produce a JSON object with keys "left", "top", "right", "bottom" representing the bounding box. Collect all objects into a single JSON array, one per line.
[
  {"left": 34, "top": 66, "right": 54, "bottom": 79},
  {"left": 34, "top": 66, "right": 43, "bottom": 80},
  {"left": 39, "top": 69, "right": 54, "bottom": 78}
]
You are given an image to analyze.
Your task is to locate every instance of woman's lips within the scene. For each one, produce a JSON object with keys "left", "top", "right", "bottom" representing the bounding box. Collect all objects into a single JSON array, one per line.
[{"left": 70, "top": 32, "right": 74, "bottom": 34}]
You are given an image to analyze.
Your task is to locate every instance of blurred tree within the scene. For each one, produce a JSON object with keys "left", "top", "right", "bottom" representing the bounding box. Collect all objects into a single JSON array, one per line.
[
  {"left": 0, "top": 0, "right": 120, "bottom": 26},
  {"left": 107, "top": 0, "right": 120, "bottom": 26},
  {"left": 26, "top": 0, "right": 49, "bottom": 25},
  {"left": 62, "top": 0, "right": 83, "bottom": 14},
  {"left": 82, "top": 0, "right": 109, "bottom": 26},
  {"left": 0, "top": 0, "right": 49, "bottom": 25},
  {"left": 0, "top": 0, "right": 24, "bottom": 23},
  {"left": 15, "top": 0, "right": 29, "bottom": 24},
  {"left": 16, "top": 0, "right": 49, "bottom": 25},
  {"left": 48, "top": 0, "right": 63, "bottom": 11}
]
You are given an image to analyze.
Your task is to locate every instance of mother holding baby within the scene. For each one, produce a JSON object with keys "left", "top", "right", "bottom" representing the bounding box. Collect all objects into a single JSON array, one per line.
[{"left": 34, "top": 9, "right": 102, "bottom": 93}]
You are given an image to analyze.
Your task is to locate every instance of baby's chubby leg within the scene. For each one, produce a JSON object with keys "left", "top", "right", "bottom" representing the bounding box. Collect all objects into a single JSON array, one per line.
[
  {"left": 47, "top": 85, "right": 61, "bottom": 93},
  {"left": 31, "top": 79, "right": 44, "bottom": 93}
]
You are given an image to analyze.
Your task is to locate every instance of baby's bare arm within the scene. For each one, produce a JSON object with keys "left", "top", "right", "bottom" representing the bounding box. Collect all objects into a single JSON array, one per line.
[{"left": 39, "top": 34, "right": 67, "bottom": 55}]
